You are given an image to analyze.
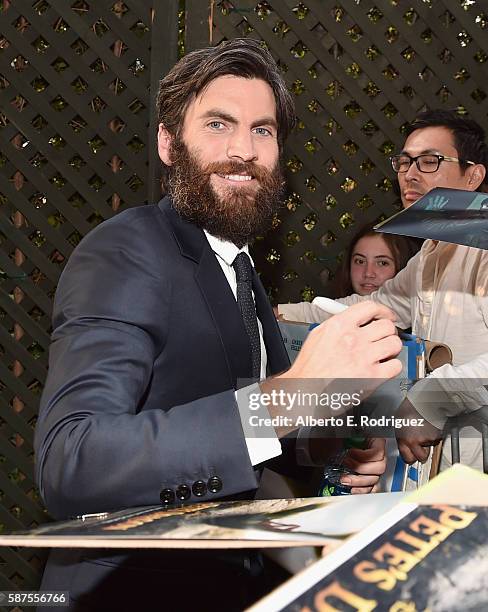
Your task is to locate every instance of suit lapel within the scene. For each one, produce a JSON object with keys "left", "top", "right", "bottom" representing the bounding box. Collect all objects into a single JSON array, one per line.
[
  {"left": 195, "top": 248, "right": 255, "bottom": 385},
  {"left": 161, "top": 198, "right": 254, "bottom": 385},
  {"left": 252, "top": 270, "right": 290, "bottom": 375},
  {"left": 160, "top": 197, "right": 290, "bottom": 383}
]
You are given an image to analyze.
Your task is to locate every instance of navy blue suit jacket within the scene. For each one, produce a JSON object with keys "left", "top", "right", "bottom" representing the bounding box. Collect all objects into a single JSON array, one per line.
[
  {"left": 35, "top": 198, "right": 296, "bottom": 608},
  {"left": 35, "top": 197, "right": 291, "bottom": 519}
]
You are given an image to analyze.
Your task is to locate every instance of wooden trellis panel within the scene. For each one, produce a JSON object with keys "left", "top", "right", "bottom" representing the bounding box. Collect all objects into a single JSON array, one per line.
[
  {"left": 210, "top": 0, "right": 488, "bottom": 303},
  {"left": 0, "top": 0, "right": 487, "bottom": 597},
  {"left": 0, "top": 0, "right": 178, "bottom": 596}
]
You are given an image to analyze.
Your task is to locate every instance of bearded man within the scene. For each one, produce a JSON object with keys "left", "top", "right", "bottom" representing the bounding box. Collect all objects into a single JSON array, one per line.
[{"left": 35, "top": 39, "right": 401, "bottom": 611}]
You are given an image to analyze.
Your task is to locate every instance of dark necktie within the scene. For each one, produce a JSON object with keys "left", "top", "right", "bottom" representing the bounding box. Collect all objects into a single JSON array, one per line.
[{"left": 232, "top": 252, "right": 261, "bottom": 380}]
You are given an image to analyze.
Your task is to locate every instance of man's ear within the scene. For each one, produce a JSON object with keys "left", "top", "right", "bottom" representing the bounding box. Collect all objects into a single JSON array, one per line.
[
  {"left": 467, "top": 163, "right": 486, "bottom": 190},
  {"left": 157, "top": 124, "right": 173, "bottom": 165}
]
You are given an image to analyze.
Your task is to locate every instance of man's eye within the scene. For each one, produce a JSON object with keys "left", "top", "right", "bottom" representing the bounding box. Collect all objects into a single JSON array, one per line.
[
  {"left": 253, "top": 127, "right": 272, "bottom": 136},
  {"left": 208, "top": 121, "right": 224, "bottom": 129}
]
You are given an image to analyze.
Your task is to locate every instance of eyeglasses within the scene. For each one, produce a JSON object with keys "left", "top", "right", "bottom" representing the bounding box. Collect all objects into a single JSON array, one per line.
[{"left": 390, "top": 153, "right": 475, "bottom": 173}]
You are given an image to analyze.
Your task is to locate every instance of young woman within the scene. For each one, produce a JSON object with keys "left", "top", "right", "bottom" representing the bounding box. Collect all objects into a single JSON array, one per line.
[
  {"left": 274, "top": 224, "right": 420, "bottom": 321},
  {"left": 330, "top": 222, "right": 420, "bottom": 298}
]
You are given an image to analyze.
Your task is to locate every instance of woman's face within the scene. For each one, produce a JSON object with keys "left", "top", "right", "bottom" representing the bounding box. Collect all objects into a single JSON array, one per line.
[{"left": 350, "top": 235, "right": 396, "bottom": 295}]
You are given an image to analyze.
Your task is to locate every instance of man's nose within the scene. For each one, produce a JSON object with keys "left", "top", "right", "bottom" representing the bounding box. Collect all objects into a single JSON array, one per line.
[
  {"left": 227, "top": 128, "right": 257, "bottom": 162},
  {"left": 404, "top": 159, "right": 421, "bottom": 181}
]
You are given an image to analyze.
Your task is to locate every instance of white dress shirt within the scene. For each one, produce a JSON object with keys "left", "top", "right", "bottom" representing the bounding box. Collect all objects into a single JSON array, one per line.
[{"left": 204, "top": 231, "right": 282, "bottom": 466}]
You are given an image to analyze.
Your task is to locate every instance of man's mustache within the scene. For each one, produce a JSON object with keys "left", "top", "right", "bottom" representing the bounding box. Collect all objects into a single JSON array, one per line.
[{"left": 188, "top": 161, "right": 274, "bottom": 183}]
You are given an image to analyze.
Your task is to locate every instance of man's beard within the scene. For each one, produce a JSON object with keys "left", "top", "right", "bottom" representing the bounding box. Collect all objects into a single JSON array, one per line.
[{"left": 167, "top": 137, "right": 284, "bottom": 247}]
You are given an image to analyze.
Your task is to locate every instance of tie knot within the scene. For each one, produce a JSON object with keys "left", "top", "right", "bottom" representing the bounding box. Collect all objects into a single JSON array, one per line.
[{"left": 232, "top": 252, "right": 253, "bottom": 283}]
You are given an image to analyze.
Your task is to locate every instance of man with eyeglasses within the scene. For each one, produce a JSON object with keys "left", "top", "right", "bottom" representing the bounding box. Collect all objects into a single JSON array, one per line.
[
  {"left": 390, "top": 151, "right": 475, "bottom": 176},
  {"left": 279, "top": 109, "right": 488, "bottom": 473}
]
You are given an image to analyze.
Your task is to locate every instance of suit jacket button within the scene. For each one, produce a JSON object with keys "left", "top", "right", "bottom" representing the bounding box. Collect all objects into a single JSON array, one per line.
[
  {"left": 176, "top": 484, "right": 191, "bottom": 501},
  {"left": 192, "top": 480, "right": 207, "bottom": 497},
  {"left": 160, "top": 488, "right": 175, "bottom": 505},
  {"left": 207, "top": 476, "right": 223, "bottom": 493}
]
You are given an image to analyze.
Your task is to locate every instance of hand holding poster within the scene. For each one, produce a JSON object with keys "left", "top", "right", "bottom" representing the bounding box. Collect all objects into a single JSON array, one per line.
[{"left": 375, "top": 187, "right": 488, "bottom": 249}]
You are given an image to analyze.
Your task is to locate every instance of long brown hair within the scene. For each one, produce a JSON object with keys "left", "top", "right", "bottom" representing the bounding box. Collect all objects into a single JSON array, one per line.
[{"left": 331, "top": 222, "right": 421, "bottom": 298}]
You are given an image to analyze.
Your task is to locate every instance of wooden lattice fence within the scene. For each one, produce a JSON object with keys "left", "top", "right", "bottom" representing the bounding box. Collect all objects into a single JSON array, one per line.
[
  {"left": 208, "top": 0, "right": 488, "bottom": 303},
  {"left": 0, "top": 0, "right": 178, "bottom": 599},
  {"left": 0, "top": 0, "right": 487, "bottom": 598}
]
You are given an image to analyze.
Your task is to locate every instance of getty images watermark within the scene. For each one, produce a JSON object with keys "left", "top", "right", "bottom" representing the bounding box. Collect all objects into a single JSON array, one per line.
[
  {"left": 236, "top": 376, "right": 488, "bottom": 439},
  {"left": 235, "top": 379, "right": 437, "bottom": 438},
  {"left": 245, "top": 388, "right": 425, "bottom": 430},
  {"left": 248, "top": 389, "right": 362, "bottom": 412},
  {"left": 248, "top": 389, "right": 361, "bottom": 428}
]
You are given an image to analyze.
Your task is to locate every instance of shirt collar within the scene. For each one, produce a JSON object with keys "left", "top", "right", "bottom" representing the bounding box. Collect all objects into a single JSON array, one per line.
[{"left": 204, "top": 231, "right": 254, "bottom": 267}]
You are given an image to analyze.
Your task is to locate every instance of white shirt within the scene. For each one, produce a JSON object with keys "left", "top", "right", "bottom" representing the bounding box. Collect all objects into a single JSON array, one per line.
[
  {"left": 279, "top": 240, "right": 488, "bottom": 428},
  {"left": 204, "top": 231, "right": 282, "bottom": 465}
]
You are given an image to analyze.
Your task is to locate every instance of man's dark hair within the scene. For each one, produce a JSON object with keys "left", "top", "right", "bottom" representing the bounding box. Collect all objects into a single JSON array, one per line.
[
  {"left": 406, "top": 109, "right": 488, "bottom": 188},
  {"left": 156, "top": 38, "right": 295, "bottom": 148}
]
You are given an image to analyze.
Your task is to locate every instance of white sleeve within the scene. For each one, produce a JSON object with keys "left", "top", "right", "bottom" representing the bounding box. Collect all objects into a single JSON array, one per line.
[
  {"left": 408, "top": 357, "right": 488, "bottom": 429},
  {"left": 235, "top": 383, "right": 282, "bottom": 465},
  {"left": 277, "top": 301, "right": 330, "bottom": 324}
]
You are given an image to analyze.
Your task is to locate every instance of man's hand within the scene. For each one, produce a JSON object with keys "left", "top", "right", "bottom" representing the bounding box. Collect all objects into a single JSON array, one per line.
[
  {"left": 342, "top": 438, "right": 387, "bottom": 494},
  {"left": 282, "top": 301, "right": 402, "bottom": 381},
  {"left": 396, "top": 398, "right": 443, "bottom": 464},
  {"left": 309, "top": 437, "right": 387, "bottom": 495},
  {"left": 260, "top": 302, "right": 402, "bottom": 438}
]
